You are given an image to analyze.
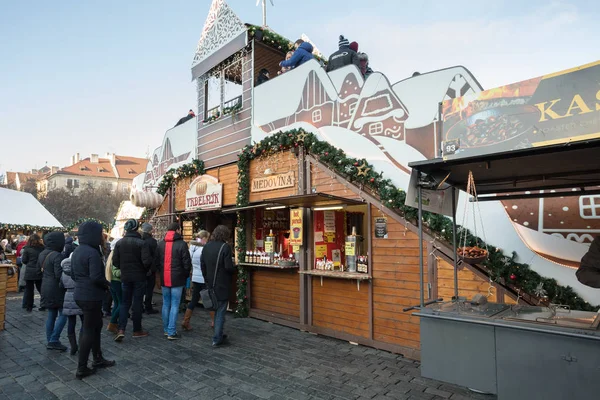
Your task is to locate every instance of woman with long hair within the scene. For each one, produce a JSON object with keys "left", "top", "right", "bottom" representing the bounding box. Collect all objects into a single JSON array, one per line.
[
  {"left": 182, "top": 230, "right": 210, "bottom": 331},
  {"left": 21, "top": 234, "right": 45, "bottom": 312}
]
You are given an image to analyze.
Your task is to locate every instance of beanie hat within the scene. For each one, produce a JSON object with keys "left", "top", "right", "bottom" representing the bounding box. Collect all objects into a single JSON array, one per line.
[
  {"left": 124, "top": 219, "right": 139, "bottom": 232},
  {"left": 349, "top": 41, "right": 358, "bottom": 52},
  {"left": 338, "top": 35, "right": 349, "bottom": 48},
  {"left": 141, "top": 222, "right": 153, "bottom": 233},
  {"left": 167, "top": 222, "right": 180, "bottom": 231}
]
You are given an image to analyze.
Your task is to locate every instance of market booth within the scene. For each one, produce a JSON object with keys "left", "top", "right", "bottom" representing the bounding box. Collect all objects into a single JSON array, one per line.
[{"left": 409, "top": 61, "right": 600, "bottom": 399}]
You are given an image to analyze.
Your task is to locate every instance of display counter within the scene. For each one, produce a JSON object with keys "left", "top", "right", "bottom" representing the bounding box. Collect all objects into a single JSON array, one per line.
[
  {"left": 417, "top": 301, "right": 600, "bottom": 399},
  {"left": 0, "top": 264, "right": 15, "bottom": 330}
]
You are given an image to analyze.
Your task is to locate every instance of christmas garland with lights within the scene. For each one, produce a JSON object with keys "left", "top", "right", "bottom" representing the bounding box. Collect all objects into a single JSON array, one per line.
[
  {"left": 156, "top": 159, "right": 206, "bottom": 196},
  {"left": 0, "top": 222, "right": 64, "bottom": 233},
  {"left": 247, "top": 25, "right": 327, "bottom": 65},
  {"left": 235, "top": 128, "right": 598, "bottom": 312},
  {"left": 66, "top": 217, "right": 109, "bottom": 232}
]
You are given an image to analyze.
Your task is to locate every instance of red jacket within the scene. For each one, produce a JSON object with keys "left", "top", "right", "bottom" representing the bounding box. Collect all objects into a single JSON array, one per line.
[{"left": 16, "top": 241, "right": 26, "bottom": 257}]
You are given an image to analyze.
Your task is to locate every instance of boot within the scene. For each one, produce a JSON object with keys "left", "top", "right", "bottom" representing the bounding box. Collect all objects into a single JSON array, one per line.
[
  {"left": 182, "top": 309, "right": 193, "bottom": 331},
  {"left": 210, "top": 311, "right": 215, "bottom": 328},
  {"left": 92, "top": 352, "right": 116, "bottom": 369},
  {"left": 68, "top": 334, "right": 78, "bottom": 356},
  {"left": 75, "top": 365, "right": 96, "bottom": 380},
  {"left": 106, "top": 322, "right": 118, "bottom": 333}
]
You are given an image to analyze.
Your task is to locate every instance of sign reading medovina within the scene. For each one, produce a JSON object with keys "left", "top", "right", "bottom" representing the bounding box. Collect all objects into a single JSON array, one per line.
[{"left": 251, "top": 172, "right": 295, "bottom": 193}]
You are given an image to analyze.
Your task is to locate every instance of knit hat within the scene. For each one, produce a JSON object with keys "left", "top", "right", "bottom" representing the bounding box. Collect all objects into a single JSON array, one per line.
[
  {"left": 167, "top": 222, "right": 180, "bottom": 231},
  {"left": 141, "top": 222, "right": 153, "bottom": 233},
  {"left": 124, "top": 219, "right": 139, "bottom": 232},
  {"left": 349, "top": 41, "right": 358, "bottom": 52},
  {"left": 338, "top": 35, "right": 349, "bottom": 48}
]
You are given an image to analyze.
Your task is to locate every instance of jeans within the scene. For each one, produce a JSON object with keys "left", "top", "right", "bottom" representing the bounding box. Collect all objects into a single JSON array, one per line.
[
  {"left": 24, "top": 280, "right": 42, "bottom": 310},
  {"left": 109, "top": 281, "right": 122, "bottom": 325},
  {"left": 46, "top": 308, "right": 68, "bottom": 344},
  {"left": 76, "top": 300, "right": 103, "bottom": 369},
  {"left": 67, "top": 315, "right": 84, "bottom": 336},
  {"left": 213, "top": 300, "right": 228, "bottom": 345},
  {"left": 144, "top": 272, "right": 156, "bottom": 311},
  {"left": 187, "top": 282, "right": 206, "bottom": 311},
  {"left": 161, "top": 286, "right": 184, "bottom": 336},
  {"left": 119, "top": 281, "right": 146, "bottom": 332}
]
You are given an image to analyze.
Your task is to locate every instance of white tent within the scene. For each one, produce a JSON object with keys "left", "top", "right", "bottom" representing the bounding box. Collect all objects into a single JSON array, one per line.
[{"left": 0, "top": 187, "right": 62, "bottom": 229}]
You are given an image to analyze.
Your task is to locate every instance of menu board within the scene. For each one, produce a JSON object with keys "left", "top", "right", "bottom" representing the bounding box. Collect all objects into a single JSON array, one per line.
[
  {"left": 374, "top": 217, "right": 388, "bottom": 239},
  {"left": 182, "top": 221, "right": 193, "bottom": 242},
  {"left": 324, "top": 211, "right": 336, "bottom": 233},
  {"left": 290, "top": 208, "right": 303, "bottom": 246}
]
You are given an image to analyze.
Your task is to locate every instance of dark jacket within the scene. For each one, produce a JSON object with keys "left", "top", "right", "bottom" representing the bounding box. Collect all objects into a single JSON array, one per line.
[
  {"left": 577, "top": 236, "right": 600, "bottom": 288},
  {"left": 200, "top": 240, "right": 235, "bottom": 301},
  {"left": 39, "top": 232, "right": 66, "bottom": 309},
  {"left": 72, "top": 221, "right": 110, "bottom": 302},
  {"left": 61, "top": 257, "right": 82, "bottom": 316},
  {"left": 141, "top": 232, "right": 158, "bottom": 264},
  {"left": 326, "top": 45, "right": 360, "bottom": 72},
  {"left": 175, "top": 114, "right": 194, "bottom": 127},
  {"left": 62, "top": 237, "right": 76, "bottom": 258},
  {"left": 156, "top": 231, "right": 192, "bottom": 288},
  {"left": 256, "top": 73, "right": 269, "bottom": 86},
  {"left": 22, "top": 244, "right": 44, "bottom": 281},
  {"left": 280, "top": 42, "right": 314, "bottom": 69},
  {"left": 112, "top": 231, "right": 152, "bottom": 282}
]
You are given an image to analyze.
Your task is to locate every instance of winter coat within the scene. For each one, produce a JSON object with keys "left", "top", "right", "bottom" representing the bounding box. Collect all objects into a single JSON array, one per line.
[
  {"left": 141, "top": 232, "right": 158, "bottom": 267},
  {"left": 22, "top": 244, "right": 44, "bottom": 281},
  {"left": 175, "top": 113, "right": 194, "bottom": 127},
  {"left": 326, "top": 46, "right": 360, "bottom": 73},
  {"left": 280, "top": 42, "right": 314, "bottom": 69},
  {"left": 576, "top": 236, "right": 600, "bottom": 288},
  {"left": 16, "top": 241, "right": 26, "bottom": 257},
  {"left": 156, "top": 231, "right": 192, "bottom": 288},
  {"left": 71, "top": 221, "right": 110, "bottom": 302},
  {"left": 60, "top": 257, "right": 82, "bottom": 316},
  {"left": 112, "top": 231, "right": 152, "bottom": 282},
  {"left": 189, "top": 243, "right": 205, "bottom": 284},
  {"left": 256, "top": 73, "right": 269, "bottom": 86},
  {"left": 63, "top": 237, "right": 76, "bottom": 258},
  {"left": 39, "top": 232, "right": 66, "bottom": 309},
  {"left": 200, "top": 240, "right": 235, "bottom": 301}
]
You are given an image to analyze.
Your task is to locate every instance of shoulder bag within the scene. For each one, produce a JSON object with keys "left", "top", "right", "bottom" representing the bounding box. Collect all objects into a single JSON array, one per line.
[{"left": 200, "top": 243, "right": 225, "bottom": 311}]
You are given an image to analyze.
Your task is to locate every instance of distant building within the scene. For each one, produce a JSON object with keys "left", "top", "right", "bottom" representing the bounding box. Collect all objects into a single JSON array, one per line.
[
  {"left": 1, "top": 167, "right": 57, "bottom": 191},
  {"left": 36, "top": 153, "right": 148, "bottom": 197}
]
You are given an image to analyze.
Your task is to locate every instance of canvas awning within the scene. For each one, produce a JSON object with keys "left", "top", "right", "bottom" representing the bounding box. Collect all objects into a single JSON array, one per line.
[{"left": 0, "top": 187, "right": 62, "bottom": 229}]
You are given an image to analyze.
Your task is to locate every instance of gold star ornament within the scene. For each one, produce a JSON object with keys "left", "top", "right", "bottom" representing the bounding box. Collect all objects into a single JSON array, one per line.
[
  {"left": 356, "top": 161, "right": 371, "bottom": 177},
  {"left": 296, "top": 131, "right": 308, "bottom": 142}
]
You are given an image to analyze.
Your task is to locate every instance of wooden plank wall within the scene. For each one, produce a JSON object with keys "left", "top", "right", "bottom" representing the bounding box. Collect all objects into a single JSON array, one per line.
[
  {"left": 0, "top": 267, "right": 8, "bottom": 330},
  {"left": 174, "top": 164, "right": 239, "bottom": 211},
  {"left": 309, "top": 164, "right": 362, "bottom": 201},
  {"left": 156, "top": 192, "right": 170, "bottom": 216},
  {"left": 251, "top": 269, "right": 299, "bottom": 322},
  {"left": 371, "top": 205, "right": 428, "bottom": 351},
  {"left": 254, "top": 42, "right": 287, "bottom": 83},
  {"left": 248, "top": 151, "right": 299, "bottom": 202},
  {"left": 312, "top": 277, "right": 370, "bottom": 338}
]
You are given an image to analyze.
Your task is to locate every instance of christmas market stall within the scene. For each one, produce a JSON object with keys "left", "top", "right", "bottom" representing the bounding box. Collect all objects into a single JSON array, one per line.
[{"left": 408, "top": 61, "right": 600, "bottom": 399}]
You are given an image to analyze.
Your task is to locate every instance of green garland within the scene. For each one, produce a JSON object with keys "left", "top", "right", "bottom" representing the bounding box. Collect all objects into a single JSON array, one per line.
[
  {"left": 156, "top": 159, "right": 205, "bottom": 196},
  {"left": 235, "top": 212, "right": 249, "bottom": 317},
  {"left": 235, "top": 128, "right": 598, "bottom": 312},
  {"left": 66, "top": 217, "right": 109, "bottom": 232},
  {"left": 247, "top": 25, "right": 328, "bottom": 65},
  {"left": 0, "top": 222, "right": 64, "bottom": 233}
]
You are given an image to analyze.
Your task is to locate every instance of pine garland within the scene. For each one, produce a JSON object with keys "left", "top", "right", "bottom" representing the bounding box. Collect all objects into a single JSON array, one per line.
[
  {"left": 0, "top": 222, "right": 64, "bottom": 233},
  {"left": 235, "top": 212, "right": 249, "bottom": 317},
  {"left": 247, "top": 25, "right": 327, "bottom": 65},
  {"left": 66, "top": 217, "right": 109, "bottom": 232},
  {"left": 156, "top": 159, "right": 205, "bottom": 196}
]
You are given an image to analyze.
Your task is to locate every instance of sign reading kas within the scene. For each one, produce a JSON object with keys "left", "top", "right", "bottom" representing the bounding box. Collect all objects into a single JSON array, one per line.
[{"left": 185, "top": 175, "right": 223, "bottom": 211}]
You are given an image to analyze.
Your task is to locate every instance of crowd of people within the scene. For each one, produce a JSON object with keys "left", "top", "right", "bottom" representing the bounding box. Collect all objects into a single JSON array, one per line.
[
  {"left": 255, "top": 34, "right": 374, "bottom": 86},
  {"left": 2, "top": 219, "right": 235, "bottom": 380}
]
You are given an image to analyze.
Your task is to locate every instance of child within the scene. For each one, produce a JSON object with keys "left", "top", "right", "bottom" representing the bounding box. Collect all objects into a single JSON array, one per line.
[
  {"left": 61, "top": 255, "right": 84, "bottom": 355},
  {"left": 279, "top": 51, "right": 294, "bottom": 75}
]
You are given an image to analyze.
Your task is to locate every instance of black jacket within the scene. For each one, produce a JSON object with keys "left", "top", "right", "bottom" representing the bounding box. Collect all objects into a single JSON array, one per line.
[
  {"left": 577, "top": 236, "right": 600, "bottom": 288},
  {"left": 326, "top": 46, "right": 360, "bottom": 73},
  {"left": 21, "top": 244, "right": 44, "bottom": 281},
  {"left": 175, "top": 114, "right": 194, "bottom": 127},
  {"left": 39, "top": 232, "right": 66, "bottom": 309},
  {"left": 156, "top": 231, "right": 192, "bottom": 288},
  {"left": 72, "top": 221, "right": 110, "bottom": 302},
  {"left": 141, "top": 232, "right": 158, "bottom": 264},
  {"left": 113, "top": 231, "right": 152, "bottom": 282},
  {"left": 62, "top": 237, "right": 77, "bottom": 258},
  {"left": 201, "top": 240, "right": 235, "bottom": 301}
]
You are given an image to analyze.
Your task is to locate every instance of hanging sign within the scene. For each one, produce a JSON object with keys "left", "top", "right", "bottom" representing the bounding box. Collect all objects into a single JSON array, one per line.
[
  {"left": 290, "top": 208, "right": 303, "bottom": 246},
  {"left": 185, "top": 175, "right": 223, "bottom": 211},
  {"left": 374, "top": 217, "right": 388, "bottom": 239},
  {"left": 251, "top": 171, "right": 296, "bottom": 193}
]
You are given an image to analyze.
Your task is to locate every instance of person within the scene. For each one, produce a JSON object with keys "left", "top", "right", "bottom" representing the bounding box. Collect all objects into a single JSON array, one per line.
[
  {"left": 61, "top": 255, "right": 84, "bottom": 355},
  {"left": 22, "top": 234, "right": 45, "bottom": 312},
  {"left": 278, "top": 52, "right": 294, "bottom": 75},
  {"left": 349, "top": 41, "right": 359, "bottom": 53},
  {"left": 256, "top": 68, "right": 270, "bottom": 86},
  {"left": 326, "top": 35, "right": 360, "bottom": 73},
  {"left": 101, "top": 234, "right": 112, "bottom": 317},
  {"left": 39, "top": 231, "right": 67, "bottom": 351},
  {"left": 201, "top": 225, "right": 235, "bottom": 347},
  {"left": 112, "top": 219, "right": 152, "bottom": 341},
  {"left": 141, "top": 223, "right": 159, "bottom": 314},
  {"left": 63, "top": 234, "right": 77, "bottom": 258},
  {"left": 1, "top": 238, "right": 12, "bottom": 253},
  {"left": 105, "top": 241, "right": 121, "bottom": 333},
  {"left": 279, "top": 39, "right": 314, "bottom": 71},
  {"left": 155, "top": 222, "right": 192, "bottom": 340},
  {"left": 16, "top": 236, "right": 27, "bottom": 293},
  {"left": 357, "top": 52, "right": 374, "bottom": 79},
  {"left": 175, "top": 109, "right": 196, "bottom": 127},
  {"left": 576, "top": 236, "right": 600, "bottom": 288},
  {"left": 182, "top": 230, "right": 211, "bottom": 331},
  {"left": 71, "top": 221, "right": 115, "bottom": 379}
]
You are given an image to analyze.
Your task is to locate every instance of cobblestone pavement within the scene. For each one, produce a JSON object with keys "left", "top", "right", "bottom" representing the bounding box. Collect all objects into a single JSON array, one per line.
[{"left": 0, "top": 294, "right": 496, "bottom": 400}]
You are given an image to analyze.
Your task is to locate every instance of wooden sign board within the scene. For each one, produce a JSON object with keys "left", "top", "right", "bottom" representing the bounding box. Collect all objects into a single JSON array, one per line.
[{"left": 251, "top": 172, "right": 295, "bottom": 193}]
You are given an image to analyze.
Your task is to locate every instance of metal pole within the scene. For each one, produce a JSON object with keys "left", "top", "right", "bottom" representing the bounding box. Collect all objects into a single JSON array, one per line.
[
  {"left": 418, "top": 185, "right": 424, "bottom": 308},
  {"left": 452, "top": 187, "right": 459, "bottom": 300}
]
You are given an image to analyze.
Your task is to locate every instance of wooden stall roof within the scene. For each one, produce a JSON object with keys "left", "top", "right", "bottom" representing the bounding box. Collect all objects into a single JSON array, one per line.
[
  {"left": 266, "top": 193, "right": 366, "bottom": 208},
  {"left": 409, "top": 138, "right": 600, "bottom": 196}
]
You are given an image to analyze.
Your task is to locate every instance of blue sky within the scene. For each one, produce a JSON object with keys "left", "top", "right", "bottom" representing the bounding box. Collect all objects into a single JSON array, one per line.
[{"left": 1, "top": 0, "right": 598, "bottom": 172}]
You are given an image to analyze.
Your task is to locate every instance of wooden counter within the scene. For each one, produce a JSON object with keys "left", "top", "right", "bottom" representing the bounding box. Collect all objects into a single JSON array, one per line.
[{"left": 0, "top": 265, "right": 14, "bottom": 331}]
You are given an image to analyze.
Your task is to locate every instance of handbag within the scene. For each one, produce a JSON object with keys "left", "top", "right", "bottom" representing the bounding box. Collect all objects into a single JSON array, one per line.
[{"left": 200, "top": 243, "right": 225, "bottom": 311}]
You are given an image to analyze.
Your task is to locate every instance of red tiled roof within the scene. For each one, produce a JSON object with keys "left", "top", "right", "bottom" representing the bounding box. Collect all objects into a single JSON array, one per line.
[
  {"left": 58, "top": 155, "right": 147, "bottom": 179},
  {"left": 5, "top": 172, "right": 17, "bottom": 186},
  {"left": 16, "top": 172, "right": 37, "bottom": 183},
  {"left": 113, "top": 156, "right": 148, "bottom": 178}
]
